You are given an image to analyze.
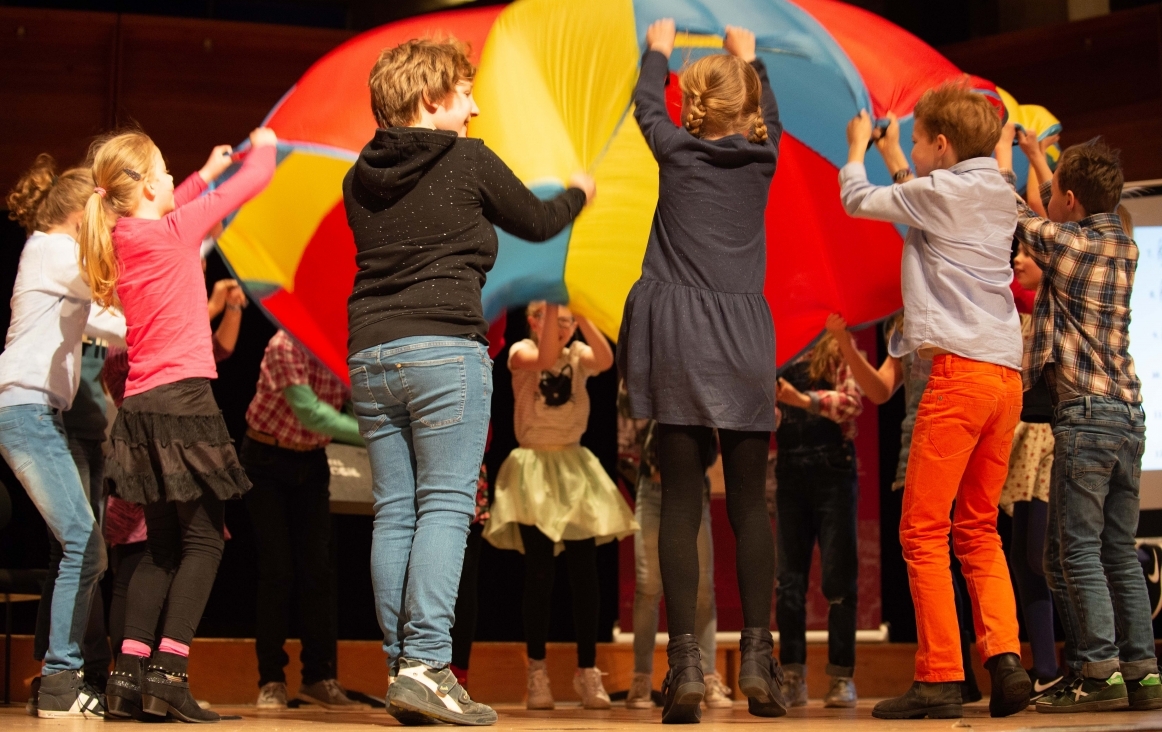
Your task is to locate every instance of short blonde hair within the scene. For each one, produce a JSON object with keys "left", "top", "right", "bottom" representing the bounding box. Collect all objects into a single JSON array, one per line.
[
  {"left": 679, "top": 54, "right": 767, "bottom": 144},
  {"left": 369, "top": 38, "right": 475, "bottom": 129},
  {"left": 913, "top": 82, "right": 1001, "bottom": 161}
]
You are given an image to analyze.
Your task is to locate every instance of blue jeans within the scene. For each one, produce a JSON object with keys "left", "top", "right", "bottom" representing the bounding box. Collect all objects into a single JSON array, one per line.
[
  {"left": 1046, "top": 396, "right": 1158, "bottom": 680},
  {"left": 349, "top": 336, "right": 493, "bottom": 668},
  {"left": 0, "top": 404, "right": 107, "bottom": 673}
]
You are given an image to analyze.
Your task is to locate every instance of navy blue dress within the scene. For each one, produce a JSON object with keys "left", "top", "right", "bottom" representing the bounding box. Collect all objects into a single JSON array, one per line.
[{"left": 617, "top": 50, "right": 783, "bottom": 432}]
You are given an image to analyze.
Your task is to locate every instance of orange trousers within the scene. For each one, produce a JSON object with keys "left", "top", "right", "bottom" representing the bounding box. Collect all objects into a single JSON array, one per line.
[{"left": 901, "top": 354, "right": 1023, "bottom": 682}]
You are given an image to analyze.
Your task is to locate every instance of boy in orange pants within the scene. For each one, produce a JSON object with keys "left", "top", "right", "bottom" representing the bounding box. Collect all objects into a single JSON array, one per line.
[{"left": 840, "top": 86, "right": 1030, "bottom": 719}]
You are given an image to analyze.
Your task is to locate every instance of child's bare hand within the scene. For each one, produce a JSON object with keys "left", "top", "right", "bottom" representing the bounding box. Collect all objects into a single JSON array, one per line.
[
  {"left": 225, "top": 284, "right": 248, "bottom": 309},
  {"left": 998, "top": 121, "right": 1016, "bottom": 149},
  {"left": 199, "top": 145, "right": 234, "bottom": 183},
  {"left": 824, "top": 313, "right": 848, "bottom": 335},
  {"left": 873, "top": 112, "right": 900, "bottom": 153},
  {"left": 569, "top": 172, "right": 596, "bottom": 205},
  {"left": 724, "top": 26, "right": 756, "bottom": 62},
  {"left": 646, "top": 19, "right": 677, "bottom": 58},
  {"left": 847, "top": 111, "right": 873, "bottom": 151},
  {"left": 1016, "top": 127, "right": 1040, "bottom": 158},
  {"left": 1039, "top": 133, "right": 1060, "bottom": 153},
  {"left": 249, "top": 127, "right": 278, "bottom": 149}
]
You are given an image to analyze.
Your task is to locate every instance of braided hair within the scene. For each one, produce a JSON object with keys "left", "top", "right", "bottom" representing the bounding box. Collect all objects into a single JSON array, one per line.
[{"left": 678, "top": 54, "right": 766, "bottom": 144}]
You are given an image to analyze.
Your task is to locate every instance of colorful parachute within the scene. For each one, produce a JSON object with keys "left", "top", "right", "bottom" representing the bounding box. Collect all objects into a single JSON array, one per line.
[{"left": 215, "top": 0, "right": 1058, "bottom": 381}]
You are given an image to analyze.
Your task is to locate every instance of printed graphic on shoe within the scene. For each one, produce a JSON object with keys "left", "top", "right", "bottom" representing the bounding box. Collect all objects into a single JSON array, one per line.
[
  {"left": 389, "top": 658, "right": 497, "bottom": 726},
  {"left": 1035, "top": 672, "right": 1129, "bottom": 713},
  {"left": 1127, "top": 672, "right": 1162, "bottom": 711},
  {"left": 37, "top": 670, "right": 106, "bottom": 719}
]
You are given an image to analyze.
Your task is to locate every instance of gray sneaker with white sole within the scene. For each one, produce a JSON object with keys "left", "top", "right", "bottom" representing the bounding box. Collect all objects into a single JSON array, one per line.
[{"left": 388, "top": 658, "right": 497, "bottom": 726}]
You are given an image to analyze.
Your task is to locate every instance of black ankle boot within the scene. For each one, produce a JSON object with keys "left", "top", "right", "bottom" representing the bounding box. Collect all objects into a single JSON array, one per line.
[
  {"left": 872, "top": 681, "right": 963, "bottom": 719},
  {"left": 141, "top": 651, "right": 220, "bottom": 723},
  {"left": 738, "top": 628, "right": 788, "bottom": 717},
  {"left": 661, "top": 634, "right": 704, "bottom": 724},
  {"left": 107, "top": 654, "right": 146, "bottom": 718},
  {"left": 985, "top": 652, "right": 1032, "bottom": 718}
]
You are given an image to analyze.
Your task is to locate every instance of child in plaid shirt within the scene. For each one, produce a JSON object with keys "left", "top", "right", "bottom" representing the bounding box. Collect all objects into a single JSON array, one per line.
[{"left": 1000, "top": 132, "right": 1161, "bottom": 713}]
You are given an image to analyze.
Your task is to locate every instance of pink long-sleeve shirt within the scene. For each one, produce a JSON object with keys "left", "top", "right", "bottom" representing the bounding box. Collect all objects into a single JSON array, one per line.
[{"left": 113, "top": 146, "right": 275, "bottom": 397}]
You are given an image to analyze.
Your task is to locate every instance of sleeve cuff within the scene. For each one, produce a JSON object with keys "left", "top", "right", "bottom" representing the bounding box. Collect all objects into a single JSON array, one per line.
[{"left": 807, "top": 393, "right": 822, "bottom": 415}]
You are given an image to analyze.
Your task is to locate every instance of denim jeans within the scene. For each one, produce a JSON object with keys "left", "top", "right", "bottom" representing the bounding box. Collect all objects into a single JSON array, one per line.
[
  {"left": 1046, "top": 396, "right": 1159, "bottom": 680},
  {"left": 775, "top": 442, "right": 859, "bottom": 676},
  {"left": 349, "top": 336, "right": 493, "bottom": 668},
  {"left": 633, "top": 476, "right": 717, "bottom": 675},
  {"left": 0, "top": 404, "right": 107, "bottom": 673}
]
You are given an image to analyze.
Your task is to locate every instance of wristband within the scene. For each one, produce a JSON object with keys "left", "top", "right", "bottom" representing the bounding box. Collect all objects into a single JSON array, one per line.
[{"left": 892, "top": 169, "right": 912, "bottom": 184}]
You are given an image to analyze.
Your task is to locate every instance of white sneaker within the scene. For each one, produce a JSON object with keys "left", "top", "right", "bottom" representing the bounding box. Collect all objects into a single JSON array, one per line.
[
  {"left": 703, "top": 672, "right": 734, "bottom": 708},
  {"left": 256, "top": 681, "right": 287, "bottom": 710},
  {"left": 573, "top": 667, "right": 611, "bottom": 710},
  {"left": 527, "top": 659, "right": 554, "bottom": 710},
  {"left": 626, "top": 672, "right": 654, "bottom": 709}
]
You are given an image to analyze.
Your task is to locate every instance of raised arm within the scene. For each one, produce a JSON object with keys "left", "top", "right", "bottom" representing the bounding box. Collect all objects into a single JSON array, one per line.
[
  {"left": 634, "top": 19, "right": 682, "bottom": 158},
  {"left": 840, "top": 111, "right": 945, "bottom": 229},
  {"left": 825, "top": 313, "right": 903, "bottom": 405},
  {"left": 576, "top": 315, "right": 614, "bottom": 373},
  {"left": 509, "top": 303, "right": 564, "bottom": 372},
  {"left": 168, "top": 130, "right": 277, "bottom": 246},
  {"left": 723, "top": 25, "right": 783, "bottom": 151},
  {"left": 476, "top": 145, "right": 589, "bottom": 242}
]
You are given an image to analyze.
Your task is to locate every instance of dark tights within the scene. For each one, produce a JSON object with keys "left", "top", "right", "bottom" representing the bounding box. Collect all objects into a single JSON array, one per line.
[
  {"left": 520, "top": 524, "right": 599, "bottom": 668},
  {"left": 1009, "top": 499, "right": 1057, "bottom": 678},
  {"left": 122, "top": 494, "right": 225, "bottom": 647},
  {"left": 658, "top": 424, "right": 773, "bottom": 634}
]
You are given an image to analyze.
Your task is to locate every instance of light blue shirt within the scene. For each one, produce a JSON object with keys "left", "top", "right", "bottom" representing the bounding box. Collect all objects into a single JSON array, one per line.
[{"left": 839, "top": 158, "right": 1022, "bottom": 370}]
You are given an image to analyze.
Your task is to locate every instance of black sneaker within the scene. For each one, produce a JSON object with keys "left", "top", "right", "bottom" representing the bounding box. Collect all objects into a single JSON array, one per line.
[
  {"left": 1028, "top": 671, "right": 1069, "bottom": 705},
  {"left": 36, "top": 669, "right": 106, "bottom": 718},
  {"left": 388, "top": 658, "right": 497, "bottom": 726},
  {"left": 1035, "top": 672, "right": 1129, "bottom": 713},
  {"left": 1127, "top": 672, "right": 1162, "bottom": 711}
]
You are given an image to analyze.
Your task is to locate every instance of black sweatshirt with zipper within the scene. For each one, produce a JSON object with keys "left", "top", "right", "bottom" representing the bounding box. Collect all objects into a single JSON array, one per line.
[{"left": 342, "top": 127, "right": 587, "bottom": 357}]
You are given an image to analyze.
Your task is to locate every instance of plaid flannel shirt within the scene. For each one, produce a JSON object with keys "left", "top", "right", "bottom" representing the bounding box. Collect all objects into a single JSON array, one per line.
[
  {"left": 1006, "top": 172, "right": 1141, "bottom": 403},
  {"left": 806, "top": 359, "right": 864, "bottom": 442},
  {"left": 246, "top": 330, "right": 352, "bottom": 448}
]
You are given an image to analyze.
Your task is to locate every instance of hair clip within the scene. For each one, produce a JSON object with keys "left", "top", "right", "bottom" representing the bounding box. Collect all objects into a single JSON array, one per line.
[{"left": 122, "top": 168, "right": 142, "bottom": 181}]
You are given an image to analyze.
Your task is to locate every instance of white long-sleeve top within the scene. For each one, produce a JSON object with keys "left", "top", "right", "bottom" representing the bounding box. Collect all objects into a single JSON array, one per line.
[{"left": 0, "top": 231, "right": 126, "bottom": 411}]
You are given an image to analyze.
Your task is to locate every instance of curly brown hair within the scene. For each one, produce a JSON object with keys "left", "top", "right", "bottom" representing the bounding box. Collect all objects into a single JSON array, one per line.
[{"left": 6, "top": 154, "right": 94, "bottom": 236}]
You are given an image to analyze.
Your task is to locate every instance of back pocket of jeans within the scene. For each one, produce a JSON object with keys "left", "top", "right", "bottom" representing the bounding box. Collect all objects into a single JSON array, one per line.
[
  {"left": 348, "top": 365, "right": 387, "bottom": 438},
  {"left": 396, "top": 356, "right": 466, "bottom": 429},
  {"left": 1070, "top": 431, "right": 1123, "bottom": 492}
]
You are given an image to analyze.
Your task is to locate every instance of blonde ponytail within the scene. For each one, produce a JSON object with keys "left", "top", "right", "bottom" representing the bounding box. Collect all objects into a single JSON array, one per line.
[{"left": 77, "top": 130, "right": 156, "bottom": 309}]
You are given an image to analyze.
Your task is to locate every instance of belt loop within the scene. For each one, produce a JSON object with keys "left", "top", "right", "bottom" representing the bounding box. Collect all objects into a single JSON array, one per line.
[{"left": 1084, "top": 395, "right": 1092, "bottom": 419}]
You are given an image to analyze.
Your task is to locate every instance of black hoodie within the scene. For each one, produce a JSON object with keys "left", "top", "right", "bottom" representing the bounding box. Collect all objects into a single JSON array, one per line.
[{"left": 343, "top": 128, "right": 587, "bottom": 356}]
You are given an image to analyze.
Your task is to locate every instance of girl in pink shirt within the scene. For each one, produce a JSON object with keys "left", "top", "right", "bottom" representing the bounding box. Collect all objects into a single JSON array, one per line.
[{"left": 78, "top": 127, "right": 276, "bottom": 723}]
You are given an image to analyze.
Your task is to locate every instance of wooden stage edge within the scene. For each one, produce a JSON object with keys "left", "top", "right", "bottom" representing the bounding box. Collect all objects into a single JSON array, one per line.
[
  {"left": 3, "top": 636, "right": 1162, "bottom": 710},
  {"left": 3, "top": 702, "right": 1161, "bottom": 731}
]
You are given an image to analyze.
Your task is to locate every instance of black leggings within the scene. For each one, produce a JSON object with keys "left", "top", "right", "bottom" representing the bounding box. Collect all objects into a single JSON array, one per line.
[
  {"left": 122, "top": 494, "right": 225, "bottom": 647},
  {"left": 451, "top": 524, "right": 484, "bottom": 670},
  {"left": 658, "top": 424, "right": 773, "bottom": 634},
  {"left": 1010, "top": 499, "right": 1057, "bottom": 678},
  {"left": 520, "top": 524, "right": 599, "bottom": 668}
]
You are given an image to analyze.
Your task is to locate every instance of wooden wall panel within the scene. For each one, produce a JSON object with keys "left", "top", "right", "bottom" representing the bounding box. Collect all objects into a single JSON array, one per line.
[
  {"left": 942, "top": 5, "right": 1162, "bottom": 181},
  {"left": 115, "top": 15, "right": 350, "bottom": 180},
  {"left": 0, "top": 8, "right": 117, "bottom": 183}
]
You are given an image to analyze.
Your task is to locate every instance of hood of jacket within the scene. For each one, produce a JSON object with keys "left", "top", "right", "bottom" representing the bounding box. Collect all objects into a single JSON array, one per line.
[{"left": 353, "top": 127, "right": 459, "bottom": 206}]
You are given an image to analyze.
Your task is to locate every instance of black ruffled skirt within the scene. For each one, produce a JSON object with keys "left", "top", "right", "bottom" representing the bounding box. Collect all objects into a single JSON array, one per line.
[{"left": 107, "top": 378, "right": 251, "bottom": 505}]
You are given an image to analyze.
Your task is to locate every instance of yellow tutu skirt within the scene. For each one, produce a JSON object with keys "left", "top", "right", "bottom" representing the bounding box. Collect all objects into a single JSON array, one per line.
[{"left": 484, "top": 445, "right": 639, "bottom": 555}]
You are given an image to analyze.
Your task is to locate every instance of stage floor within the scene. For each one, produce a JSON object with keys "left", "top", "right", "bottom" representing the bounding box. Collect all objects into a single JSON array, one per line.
[{"left": 3, "top": 701, "right": 1159, "bottom": 730}]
